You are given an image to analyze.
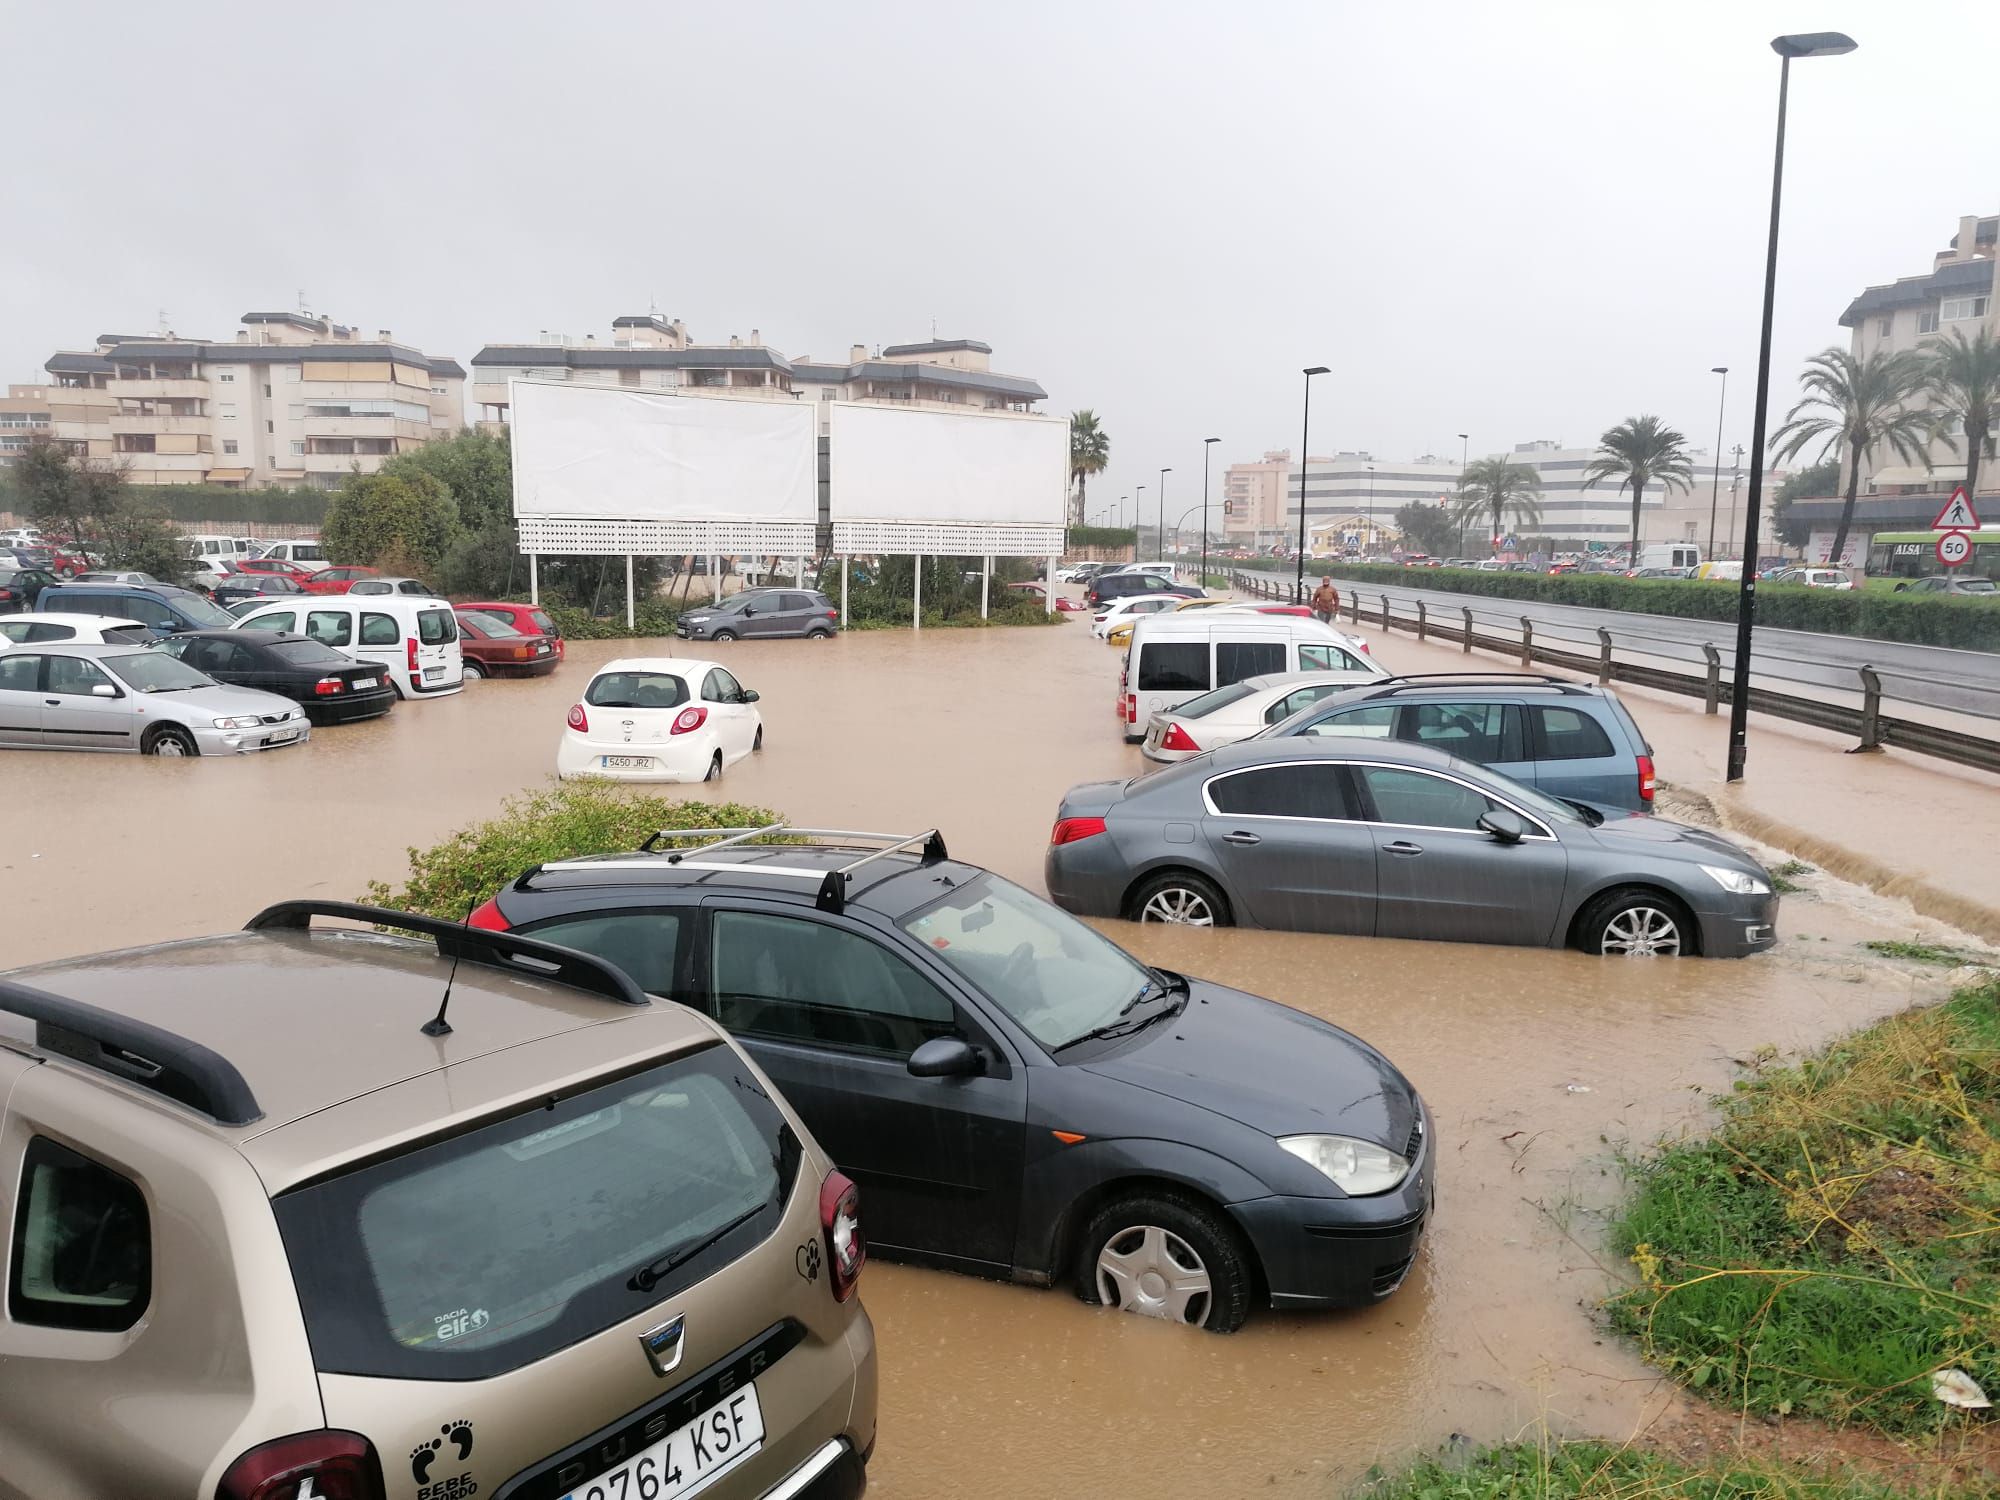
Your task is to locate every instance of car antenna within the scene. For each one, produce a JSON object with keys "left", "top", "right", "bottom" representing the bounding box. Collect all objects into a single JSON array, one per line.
[{"left": 421, "top": 897, "right": 477, "bottom": 1038}]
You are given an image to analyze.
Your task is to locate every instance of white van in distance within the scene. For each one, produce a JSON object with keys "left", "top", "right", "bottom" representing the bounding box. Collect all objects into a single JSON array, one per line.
[
  {"left": 1117, "top": 614, "right": 1385, "bottom": 742},
  {"left": 232, "top": 595, "right": 465, "bottom": 698}
]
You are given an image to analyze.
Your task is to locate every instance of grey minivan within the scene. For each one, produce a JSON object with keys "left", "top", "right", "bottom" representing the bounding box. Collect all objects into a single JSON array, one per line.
[{"left": 1259, "top": 674, "right": 1656, "bottom": 814}]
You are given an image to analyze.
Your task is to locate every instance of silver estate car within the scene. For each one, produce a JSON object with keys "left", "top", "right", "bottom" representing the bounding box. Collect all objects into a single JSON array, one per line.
[
  {"left": 0, "top": 642, "right": 309, "bottom": 756},
  {"left": 1046, "top": 738, "right": 1778, "bottom": 958}
]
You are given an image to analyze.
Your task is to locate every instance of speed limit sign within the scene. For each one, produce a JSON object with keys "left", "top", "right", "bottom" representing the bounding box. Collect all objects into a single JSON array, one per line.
[{"left": 1936, "top": 530, "right": 1972, "bottom": 567}]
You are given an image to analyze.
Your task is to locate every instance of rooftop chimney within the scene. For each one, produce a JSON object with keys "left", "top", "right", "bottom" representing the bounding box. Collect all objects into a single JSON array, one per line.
[
  {"left": 750, "top": 328, "right": 761, "bottom": 347},
  {"left": 730, "top": 334, "right": 742, "bottom": 348},
  {"left": 850, "top": 343, "right": 868, "bottom": 364},
  {"left": 377, "top": 329, "right": 391, "bottom": 339}
]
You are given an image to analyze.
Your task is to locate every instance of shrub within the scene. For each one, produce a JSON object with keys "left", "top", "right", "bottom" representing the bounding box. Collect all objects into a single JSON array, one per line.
[
  {"left": 1362, "top": 1440, "right": 1930, "bottom": 1499},
  {"left": 536, "top": 600, "right": 682, "bottom": 640},
  {"left": 363, "top": 780, "right": 786, "bottom": 919}
]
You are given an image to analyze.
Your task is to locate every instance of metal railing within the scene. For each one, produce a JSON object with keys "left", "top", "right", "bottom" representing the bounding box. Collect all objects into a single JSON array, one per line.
[{"left": 1222, "top": 569, "right": 2000, "bottom": 775}]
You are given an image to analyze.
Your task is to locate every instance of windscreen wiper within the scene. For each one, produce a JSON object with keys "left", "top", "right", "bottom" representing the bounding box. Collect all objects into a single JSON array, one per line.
[
  {"left": 627, "top": 1203, "right": 767, "bottom": 1292},
  {"left": 1057, "top": 975, "right": 1185, "bottom": 1050}
]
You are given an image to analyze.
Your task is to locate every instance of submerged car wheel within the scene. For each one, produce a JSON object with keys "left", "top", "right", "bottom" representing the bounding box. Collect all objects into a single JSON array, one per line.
[
  {"left": 752, "top": 725, "right": 763, "bottom": 752},
  {"left": 1580, "top": 888, "right": 1692, "bottom": 958},
  {"left": 142, "top": 725, "right": 197, "bottom": 758},
  {"left": 1076, "top": 1193, "right": 1251, "bottom": 1333},
  {"left": 711, "top": 628, "right": 738, "bottom": 643},
  {"left": 462, "top": 660, "right": 486, "bottom": 679},
  {"left": 704, "top": 751, "right": 723, "bottom": 782},
  {"left": 1130, "top": 870, "right": 1230, "bottom": 927}
]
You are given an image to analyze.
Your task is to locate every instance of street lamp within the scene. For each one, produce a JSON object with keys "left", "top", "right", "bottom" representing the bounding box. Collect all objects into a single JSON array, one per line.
[
  {"left": 1728, "top": 29, "right": 1856, "bottom": 784},
  {"left": 1157, "top": 468, "right": 1171, "bottom": 561},
  {"left": 1296, "top": 367, "right": 1329, "bottom": 600},
  {"left": 1133, "top": 485, "right": 1146, "bottom": 561},
  {"left": 1706, "top": 366, "right": 1729, "bottom": 559},
  {"left": 1455, "top": 432, "right": 1470, "bottom": 555},
  {"left": 1201, "top": 437, "right": 1219, "bottom": 592}
]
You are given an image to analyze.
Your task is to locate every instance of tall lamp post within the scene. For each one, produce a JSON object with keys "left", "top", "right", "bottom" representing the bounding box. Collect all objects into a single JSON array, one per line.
[
  {"left": 1706, "top": 366, "right": 1729, "bottom": 558},
  {"left": 1157, "top": 468, "right": 1171, "bottom": 561},
  {"left": 1200, "top": 437, "right": 1219, "bottom": 592},
  {"left": 1133, "top": 486, "right": 1145, "bottom": 562},
  {"left": 1295, "top": 367, "right": 1330, "bottom": 600},
  {"left": 1728, "top": 30, "right": 1856, "bottom": 784},
  {"left": 1455, "top": 432, "right": 1470, "bottom": 555}
]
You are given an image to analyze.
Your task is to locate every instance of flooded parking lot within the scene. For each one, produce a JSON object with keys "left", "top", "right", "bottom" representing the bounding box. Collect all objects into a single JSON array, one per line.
[{"left": 0, "top": 619, "right": 1968, "bottom": 1496}]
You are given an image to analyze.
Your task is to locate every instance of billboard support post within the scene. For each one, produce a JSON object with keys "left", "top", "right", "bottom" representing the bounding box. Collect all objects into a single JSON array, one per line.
[
  {"left": 913, "top": 556, "right": 922, "bottom": 633},
  {"left": 528, "top": 554, "right": 539, "bottom": 606},
  {"left": 840, "top": 556, "right": 849, "bottom": 628},
  {"left": 624, "top": 556, "right": 635, "bottom": 629},
  {"left": 981, "top": 557, "right": 990, "bottom": 620},
  {"left": 1046, "top": 554, "right": 1057, "bottom": 612}
]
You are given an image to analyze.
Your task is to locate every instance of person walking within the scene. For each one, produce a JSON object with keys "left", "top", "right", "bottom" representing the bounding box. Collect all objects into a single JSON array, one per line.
[{"left": 1311, "top": 577, "right": 1339, "bottom": 625}]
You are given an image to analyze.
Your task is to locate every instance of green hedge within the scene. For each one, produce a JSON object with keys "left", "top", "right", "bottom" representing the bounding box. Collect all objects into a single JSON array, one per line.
[
  {"left": 1067, "top": 524, "right": 1137, "bottom": 549},
  {"left": 1240, "top": 561, "right": 2000, "bottom": 651},
  {"left": 127, "top": 484, "right": 331, "bottom": 528}
]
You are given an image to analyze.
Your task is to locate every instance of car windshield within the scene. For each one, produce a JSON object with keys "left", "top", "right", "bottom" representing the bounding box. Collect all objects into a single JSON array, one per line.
[
  {"left": 1170, "top": 682, "right": 1257, "bottom": 719},
  {"left": 1472, "top": 762, "right": 1584, "bottom": 827},
  {"left": 103, "top": 651, "right": 213, "bottom": 693},
  {"left": 901, "top": 873, "right": 1158, "bottom": 1051},
  {"left": 171, "top": 591, "right": 237, "bottom": 628},
  {"left": 585, "top": 670, "right": 689, "bottom": 709}
]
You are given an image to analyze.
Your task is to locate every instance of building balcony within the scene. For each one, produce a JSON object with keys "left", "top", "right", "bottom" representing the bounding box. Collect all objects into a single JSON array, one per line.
[
  {"left": 300, "top": 416, "right": 431, "bottom": 439},
  {"left": 301, "top": 452, "right": 393, "bottom": 474},
  {"left": 109, "top": 412, "right": 208, "bottom": 435},
  {"left": 106, "top": 378, "right": 209, "bottom": 399}
]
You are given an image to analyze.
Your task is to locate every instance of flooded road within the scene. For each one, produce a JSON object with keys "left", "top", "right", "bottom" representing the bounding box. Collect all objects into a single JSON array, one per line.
[{"left": 0, "top": 620, "right": 1972, "bottom": 1496}]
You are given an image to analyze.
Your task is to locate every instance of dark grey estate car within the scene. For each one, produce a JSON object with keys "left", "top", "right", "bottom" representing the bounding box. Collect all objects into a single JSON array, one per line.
[
  {"left": 677, "top": 588, "right": 840, "bottom": 642},
  {"left": 1046, "top": 739, "right": 1777, "bottom": 958}
]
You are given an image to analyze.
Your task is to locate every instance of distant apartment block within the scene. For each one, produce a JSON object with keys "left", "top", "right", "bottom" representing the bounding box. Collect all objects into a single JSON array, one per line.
[
  {"left": 32, "top": 312, "right": 465, "bottom": 488},
  {"left": 470, "top": 317, "right": 1046, "bottom": 429},
  {"left": 0, "top": 385, "right": 54, "bottom": 460}
]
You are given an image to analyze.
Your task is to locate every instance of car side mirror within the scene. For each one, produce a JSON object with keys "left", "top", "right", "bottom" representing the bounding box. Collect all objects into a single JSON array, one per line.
[
  {"left": 1478, "top": 808, "right": 1527, "bottom": 844},
  {"left": 91, "top": 683, "right": 119, "bottom": 699},
  {"left": 740, "top": 688, "right": 760, "bottom": 703},
  {"left": 740, "top": 605, "right": 755, "bottom": 617},
  {"left": 907, "top": 1036, "right": 982, "bottom": 1079}
]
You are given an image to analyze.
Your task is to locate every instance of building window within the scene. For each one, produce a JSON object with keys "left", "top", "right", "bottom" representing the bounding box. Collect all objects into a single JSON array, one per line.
[
  {"left": 223, "top": 439, "right": 238, "bottom": 455},
  {"left": 1877, "top": 318, "right": 1891, "bottom": 337},
  {"left": 218, "top": 403, "right": 237, "bottom": 419},
  {"left": 267, "top": 421, "right": 274, "bottom": 434},
  {"left": 1941, "top": 295, "right": 1990, "bottom": 323},
  {"left": 431, "top": 385, "right": 447, "bottom": 395},
  {"left": 1918, "top": 309, "right": 1939, "bottom": 335},
  {"left": 291, "top": 440, "right": 305, "bottom": 455},
  {"left": 217, "top": 372, "right": 235, "bottom": 383},
  {"left": 263, "top": 383, "right": 273, "bottom": 398}
]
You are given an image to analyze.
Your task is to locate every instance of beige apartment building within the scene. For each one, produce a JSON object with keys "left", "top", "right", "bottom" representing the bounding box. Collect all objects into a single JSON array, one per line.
[
  {"left": 470, "top": 317, "right": 1045, "bottom": 429},
  {"left": 0, "top": 384, "right": 54, "bottom": 461},
  {"left": 34, "top": 312, "right": 465, "bottom": 488}
]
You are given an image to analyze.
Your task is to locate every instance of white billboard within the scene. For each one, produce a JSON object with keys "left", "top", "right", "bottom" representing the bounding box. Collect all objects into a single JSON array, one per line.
[
  {"left": 827, "top": 404, "right": 1067, "bottom": 527},
  {"left": 510, "top": 380, "right": 818, "bottom": 523}
]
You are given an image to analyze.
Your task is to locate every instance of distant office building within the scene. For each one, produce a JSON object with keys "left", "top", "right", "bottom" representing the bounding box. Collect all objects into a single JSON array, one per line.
[
  {"left": 33, "top": 312, "right": 465, "bottom": 488},
  {"left": 0, "top": 384, "right": 54, "bottom": 462},
  {"left": 470, "top": 318, "right": 1046, "bottom": 429}
]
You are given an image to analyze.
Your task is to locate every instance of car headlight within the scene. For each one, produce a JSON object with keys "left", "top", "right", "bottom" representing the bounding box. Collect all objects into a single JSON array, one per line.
[
  {"left": 1700, "top": 864, "right": 1770, "bottom": 896},
  {"left": 210, "top": 716, "right": 261, "bottom": 729},
  {"left": 1279, "top": 1134, "right": 1409, "bottom": 1195}
]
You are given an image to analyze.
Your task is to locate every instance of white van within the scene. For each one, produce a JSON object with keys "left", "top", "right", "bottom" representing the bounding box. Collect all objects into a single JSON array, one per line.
[
  {"left": 181, "top": 534, "right": 256, "bottom": 569},
  {"left": 1118, "top": 615, "right": 1385, "bottom": 741},
  {"left": 1104, "top": 562, "right": 1178, "bottom": 581},
  {"left": 255, "top": 538, "right": 331, "bottom": 571},
  {"left": 232, "top": 595, "right": 464, "bottom": 698},
  {"left": 1631, "top": 543, "right": 1700, "bottom": 573}
]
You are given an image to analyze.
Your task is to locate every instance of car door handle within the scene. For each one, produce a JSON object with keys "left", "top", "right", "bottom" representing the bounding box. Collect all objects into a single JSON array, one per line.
[
  {"left": 44, "top": 698, "right": 60, "bottom": 706},
  {"left": 1221, "top": 830, "right": 1261, "bottom": 846},
  {"left": 1381, "top": 840, "right": 1424, "bottom": 856}
]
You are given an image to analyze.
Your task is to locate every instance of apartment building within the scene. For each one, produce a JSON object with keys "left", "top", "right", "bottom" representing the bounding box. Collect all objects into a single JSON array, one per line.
[
  {"left": 0, "top": 385, "right": 54, "bottom": 461},
  {"left": 1836, "top": 209, "right": 1998, "bottom": 511},
  {"left": 1220, "top": 451, "right": 1292, "bottom": 540},
  {"left": 470, "top": 317, "right": 1046, "bottom": 429},
  {"left": 37, "top": 312, "right": 465, "bottom": 488}
]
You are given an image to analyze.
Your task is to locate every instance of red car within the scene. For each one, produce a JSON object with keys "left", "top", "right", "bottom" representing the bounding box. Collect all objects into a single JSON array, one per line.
[
  {"left": 235, "top": 556, "right": 318, "bottom": 584},
  {"left": 456, "top": 600, "right": 565, "bottom": 659},
  {"left": 1005, "top": 582, "right": 1090, "bottom": 612},
  {"left": 301, "top": 565, "right": 379, "bottom": 594},
  {"left": 454, "top": 607, "right": 561, "bottom": 678}
]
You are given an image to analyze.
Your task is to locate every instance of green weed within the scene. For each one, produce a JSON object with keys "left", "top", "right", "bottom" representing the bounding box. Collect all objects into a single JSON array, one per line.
[
  {"left": 1863, "top": 940, "right": 1979, "bottom": 967},
  {"left": 1358, "top": 1441, "right": 1973, "bottom": 1499}
]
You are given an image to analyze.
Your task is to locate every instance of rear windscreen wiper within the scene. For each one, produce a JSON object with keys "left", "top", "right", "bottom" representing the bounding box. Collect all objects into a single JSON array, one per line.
[{"left": 627, "top": 1203, "right": 767, "bottom": 1292}]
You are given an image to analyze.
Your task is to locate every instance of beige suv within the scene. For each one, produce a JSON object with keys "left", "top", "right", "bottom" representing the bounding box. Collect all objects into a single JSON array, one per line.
[{"left": 0, "top": 901, "right": 876, "bottom": 1500}]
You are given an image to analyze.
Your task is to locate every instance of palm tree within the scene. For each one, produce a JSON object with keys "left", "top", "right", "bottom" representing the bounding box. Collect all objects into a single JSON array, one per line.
[
  {"left": 1923, "top": 326, "right": 2000, "bottom": 507},
  {"left": 1770, "top": 348, "right": 1931, "bottom": 568},
  {"left": 1068, "top": 410, "right": 1109, "bottom": 527},
  {"left": 1582, "top": 415, "right": 1696, "bottom": 565},
  {"left": 1455, "top": 457, "right": 1543, "bottom": 554}
]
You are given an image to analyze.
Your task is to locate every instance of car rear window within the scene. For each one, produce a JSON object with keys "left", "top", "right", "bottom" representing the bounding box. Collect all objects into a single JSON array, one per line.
[
  {"left": 1171, "top": 682, "right": 1256, "bottom": 719},
  {"left": 531, "top": 609, "right": 558, "bottom": 636},
  {"left": 1532, "top": 705, "right": 1616, "bottom": 760},
  {"left": 272, "top": 1044, "right": 797, "bottom": 1380},
  {"left": 417, "top": 608, "right": 457, "bottom": 645},
  {"left": 1137, "top": 641, "right": 1207, "bottom": 692},
  {"left": 587, "top": 671, "right": 689, "bottom": 709},
  {"left": 270, "top": 639, "right": 354, "bottom": 667},
  {"left": 463, "top": 610, "right": 521, "bottom": 636}
]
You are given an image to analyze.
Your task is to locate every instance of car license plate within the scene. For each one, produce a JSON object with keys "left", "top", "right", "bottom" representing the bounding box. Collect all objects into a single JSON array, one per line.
[
  {"left": 351, "top": 677, "right": 377, "bottom": 689},
  {"left": 265, "top": 728, "right": 301, "bottom": 745},
  {"left": 424, "top": 666, "right": 445, "bottom": 680},
  {"left": 602, "top": 755, "right": 654, "bottom": 770},
  {"left": 561, "top": 1386, "right": 762, "bottom": 1500},
  {"left": 535, "top": 642, "right": 551, "bottom": 653}
]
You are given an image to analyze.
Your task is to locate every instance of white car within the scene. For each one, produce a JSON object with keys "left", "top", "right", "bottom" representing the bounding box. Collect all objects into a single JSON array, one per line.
[
  {"left": 1140, "top": 668, "right": 1389, "bottom": 762},
  {"left": 1089, "top": 593, "right": 1183, "bottom": 639},
  {"left": 557, "top": 656, "right": 763, "bottom": 783},
  {"left": 0, "top": 612, "right": 151, "bottom": 648},
  {"left": 1771, "top": 567, "right": 1854, "bottom": 590}
]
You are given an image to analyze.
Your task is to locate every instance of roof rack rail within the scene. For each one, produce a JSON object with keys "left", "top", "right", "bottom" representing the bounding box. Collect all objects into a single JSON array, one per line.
[
  {"left": 517, "top": 827, "right": 952, "bottom": 905},
  {"left": 1358, "top": 672, "right": 1586, "bottom": 696},
  {"left": 244, "top": 900, "right": 650, "bottom": 1008},
  {"left": 0, "top": 978, "right": 264, "bottom": 1126},
  {"left": 639, "top": 823, "right": 785, "bottom": 858},
  {"left": 814, "top": 829, "right": 948, "bottom": 913}
]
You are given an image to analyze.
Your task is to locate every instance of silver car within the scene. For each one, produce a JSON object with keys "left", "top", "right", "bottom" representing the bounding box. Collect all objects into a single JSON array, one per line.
[
  {"left": 1045, "top": 738, "right": 1778, "bottom": 958},
  {"left": 0, "top": 642, "right": 310, "bottom": 756}
]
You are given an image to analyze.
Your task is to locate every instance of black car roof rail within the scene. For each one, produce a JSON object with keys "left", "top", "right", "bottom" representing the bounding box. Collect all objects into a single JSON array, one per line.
[
  {"left": 244, "top": 900, "right": 650, "bottom": 1008},
  {"left": 814, "top": 829, "right": 949, "bottom": 913},
  {"left": 0, "top": 978, "right": 264, "bottom": 1126}
]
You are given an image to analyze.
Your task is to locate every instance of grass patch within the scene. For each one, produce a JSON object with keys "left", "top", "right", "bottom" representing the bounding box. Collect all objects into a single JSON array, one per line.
[
  {"left": 363, "top": 779, "right": 787, "bottom": 919},
  {"left": 1608, "top": 982, "right": 2000, "bottom": 1433},
  {"left": 1772, "top": 861, "right": 1815, "bottom": 896},
  {"left": 1360, "top": 1441, "right": 1940, "bottom": 1499},
  {"left": 1864, "top": 940, "right": 1981, "bottom": 967}
]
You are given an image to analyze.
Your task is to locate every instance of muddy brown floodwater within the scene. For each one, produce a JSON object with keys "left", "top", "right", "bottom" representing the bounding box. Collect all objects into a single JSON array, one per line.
[{"left": 0, "top": 619, "right": 1967, "bottom": 1497}]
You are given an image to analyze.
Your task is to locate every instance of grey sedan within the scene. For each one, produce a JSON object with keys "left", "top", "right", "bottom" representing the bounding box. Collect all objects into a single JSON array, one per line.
[
  {"left": 1045, "top": 739, "right": 1777, "bottom": 958},
  {"left": 0, "top": 642, "right": 310, "bottom": 756}
]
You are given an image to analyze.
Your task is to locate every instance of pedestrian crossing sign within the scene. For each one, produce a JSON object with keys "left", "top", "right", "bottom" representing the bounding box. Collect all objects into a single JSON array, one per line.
[{"left": 1931, "top": 487, "right": 1981, "bottom": 531}]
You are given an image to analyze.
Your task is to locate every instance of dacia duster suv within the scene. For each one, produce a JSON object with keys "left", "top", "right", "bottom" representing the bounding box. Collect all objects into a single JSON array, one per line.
[{"left": 0, "top": 902, "right": 875, "bottom": 1500}]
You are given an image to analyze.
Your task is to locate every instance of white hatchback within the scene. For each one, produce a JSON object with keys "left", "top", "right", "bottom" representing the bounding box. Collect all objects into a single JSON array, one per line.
[
  {"left": 1140, "top": 669, "right": 1386, "bottom": 762},
  {"left": 1090, "top": 593, "right": 1183, "bottom": 639},
  {"left": 557, "top": 657, "right": 763, "bottom": 783},
  {"left": 0, "top": 612, "right": 151, "bottom": 648}
]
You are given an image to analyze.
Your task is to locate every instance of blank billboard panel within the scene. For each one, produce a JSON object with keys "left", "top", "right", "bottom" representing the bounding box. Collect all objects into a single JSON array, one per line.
[
  {"left": 827, "top": 404, "right": 1067, "bottom": 527},
  {"left": 511, "top": 381, "right": 818, "bottom": 523}
]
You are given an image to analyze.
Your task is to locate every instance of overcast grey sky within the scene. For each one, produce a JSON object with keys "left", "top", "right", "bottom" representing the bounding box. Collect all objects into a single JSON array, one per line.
[{"left": 5, "top": 0, "right": 1995, "bottom": 514}]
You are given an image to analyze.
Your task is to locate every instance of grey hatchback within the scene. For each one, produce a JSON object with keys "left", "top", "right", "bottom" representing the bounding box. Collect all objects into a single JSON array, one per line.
[
  {"left": 1046, "top": 738, "right": 1778, "bottom": 958},
  {"left": 678, "top": 589, "right": 840, "bottom": 643},
  {"left": 1259, "top": 674, "right": 1655, "bottom": 814}
]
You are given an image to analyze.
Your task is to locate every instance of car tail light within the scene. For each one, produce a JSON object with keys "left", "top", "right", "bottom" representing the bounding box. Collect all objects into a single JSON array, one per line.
[
  {"left": 1160, "top": 723, "right": 1200, "bottom": 752},
  {"left": 672, "top": 706, "right": 708, "bottom": 735},
  {"left": 313, "top": 677, "right": 344, "bottom": 696},
  {"left": 467, "top": 897, "right": 511, "bottom": 931},
  {"left": 405, "top": 637, "right": 419, "bottom": 674},
  {"left": 1050, "top": 815, "right": 1108, "bottom": 845},
  {"left": 823, "top": 608, "right": 838, "bottom": 619},
  {"left": 1637, "top": 753, "right": 1656, "bottom": 804},
  {"left": 513, "top": 645, "right": 533, "bottom": 660},
  {"left": 566, "top": 703, "right": 588, "bottom": 731},
  {"left": 819, "top": 1170, "right": 865, "bottom": 1302},
  {"left": 1124, "top": 693, "right": 1136, "bottom": 724},
  {"left": 216, "top": 1430, "right": 385, "bottom": 1500}
]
